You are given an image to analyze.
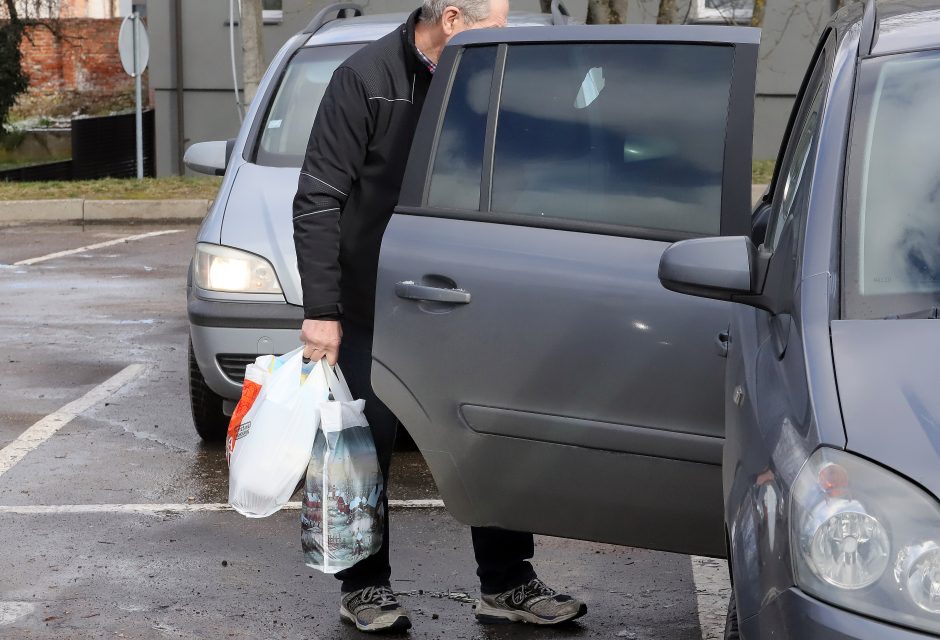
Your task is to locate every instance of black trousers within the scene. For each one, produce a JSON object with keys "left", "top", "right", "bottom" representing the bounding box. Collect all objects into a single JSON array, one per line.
[{"left": 334, "top": 322, "right": 536, "bottom": 595}]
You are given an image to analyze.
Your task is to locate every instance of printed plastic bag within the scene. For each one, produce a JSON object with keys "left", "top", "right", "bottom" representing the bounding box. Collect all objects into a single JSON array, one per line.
[
  {"left": 228, "top": 347, "right": 330, "bottom": 518},
  {"left": 302, "top": 361, "right": 384, "bottom": 573},
  {"left": 226, "top": 352, "right": 316, "bottom": 464}
]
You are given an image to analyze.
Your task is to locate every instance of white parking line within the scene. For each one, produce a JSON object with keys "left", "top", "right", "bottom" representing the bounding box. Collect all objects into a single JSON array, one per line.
[
  {"left": 0, "top": 364, "right": 145, "bottom": 478},
  {"left": 0, "top": 499, "right": 444, "bottom": 514},
  {"left": 691, "top": 556, "right": 732, "bottom": 640},
  {"left": 12, "top": 230, "right": 183, "bottom": 266}
]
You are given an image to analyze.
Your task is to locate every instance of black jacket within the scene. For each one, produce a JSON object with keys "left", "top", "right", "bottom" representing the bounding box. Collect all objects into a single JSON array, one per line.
[{"left": 292, "top": 8, "right": 432, "bottom": 327}]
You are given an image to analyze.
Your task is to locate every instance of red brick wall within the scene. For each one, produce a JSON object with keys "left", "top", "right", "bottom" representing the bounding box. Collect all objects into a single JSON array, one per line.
[{"left": 15, "top": 18, "right": 148, "bottom": 118}]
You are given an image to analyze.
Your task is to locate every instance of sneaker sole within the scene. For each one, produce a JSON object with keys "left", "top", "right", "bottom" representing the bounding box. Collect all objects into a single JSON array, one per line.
[
  {"left": 340, "top": 606, "right": 412, "bottom": 633},
  {"left": 474, "top": 600, "right": 588, "bottom": 626}
]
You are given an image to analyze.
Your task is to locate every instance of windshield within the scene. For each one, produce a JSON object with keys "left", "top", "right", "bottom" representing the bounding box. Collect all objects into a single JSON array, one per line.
[
  {"left": 844, "top": 50, "right": 940, "bottom": 319},
  {"left": 254, "top": 44, "right": 363, "bottom": 168}
]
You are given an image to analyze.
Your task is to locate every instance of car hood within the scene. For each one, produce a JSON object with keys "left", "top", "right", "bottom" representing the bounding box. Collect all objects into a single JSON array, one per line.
[
  {"left": 831, "top": 320, "right": 940, "bottom": 499},
  {"left": 220, "top": 162, "right": 303, "bottom": 306}
]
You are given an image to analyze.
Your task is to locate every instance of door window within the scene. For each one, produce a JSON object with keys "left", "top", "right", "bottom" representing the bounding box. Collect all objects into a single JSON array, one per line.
[
  {"left": 427, "top": 47, "right": 497, "bottom": 211},
  {"left": 490, "top": 43, "right": 735, "bottom": 235},
  {"left": 763, "top": 82, "right": 825, "bottom": 254}
]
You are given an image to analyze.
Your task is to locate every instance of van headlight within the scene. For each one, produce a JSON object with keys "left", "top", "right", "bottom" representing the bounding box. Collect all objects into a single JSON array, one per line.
[
  {"left": 791, "top": 448, "right": 940, "bottom": 634},
  {"left": 194, "top": 243, "right": 282, "bottom": 294}
]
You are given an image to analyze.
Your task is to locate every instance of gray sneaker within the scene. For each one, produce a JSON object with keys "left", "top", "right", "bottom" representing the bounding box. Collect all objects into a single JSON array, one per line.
[
  {"left": 474, "top": 578, "right": 587, "bottom": 625},
  {"left": 340, "top": 586, "right": 412, "bottom": 633}
]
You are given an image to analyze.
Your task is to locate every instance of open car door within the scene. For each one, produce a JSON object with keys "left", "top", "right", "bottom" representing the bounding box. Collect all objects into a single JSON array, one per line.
[{"left": 373, "top": 25, "right": 758, "bottom": 557}]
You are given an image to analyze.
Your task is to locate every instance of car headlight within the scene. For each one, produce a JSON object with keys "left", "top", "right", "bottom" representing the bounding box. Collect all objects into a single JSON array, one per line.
[
  {"left": 193, "top": 243, "right": 282, "bottom": 294},
  {"left": 791, "top": 448, "right": 940, "bottom": 634}
]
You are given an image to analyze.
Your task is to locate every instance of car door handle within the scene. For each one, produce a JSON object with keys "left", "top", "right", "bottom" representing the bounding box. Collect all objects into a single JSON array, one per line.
[
  {"left": 715, "top": 329, "right": 731, "bottom": 358},
  {"left": 395, "top": 281, "right": 471, "bottom": 304}
]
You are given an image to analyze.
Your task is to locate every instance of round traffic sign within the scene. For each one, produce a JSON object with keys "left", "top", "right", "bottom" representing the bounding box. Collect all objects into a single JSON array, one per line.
[{"left": 118, "top": 15, "right": 150, "bottom": 77}]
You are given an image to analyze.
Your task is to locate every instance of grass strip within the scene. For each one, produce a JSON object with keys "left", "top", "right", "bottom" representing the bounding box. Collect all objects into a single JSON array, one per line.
[{"left": 0, "top": 176, "right": 223, "bottom": 201}]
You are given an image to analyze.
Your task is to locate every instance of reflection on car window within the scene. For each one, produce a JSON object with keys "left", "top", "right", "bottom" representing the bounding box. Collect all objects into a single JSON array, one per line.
[
  {"left": 765, "top": 78, "right": 825, "bottom": 253},
  {"left": 255, "top": 44, "right": 363, "bottom": 168},
  {"left": 428, "top": 47, "right": 496, "bottom": 211},
  {"left": 846, "top": 51, "right": 940, "bottom": 318},
  {"left": 491, "top": 44, "right": 734, "bottom": 235}
]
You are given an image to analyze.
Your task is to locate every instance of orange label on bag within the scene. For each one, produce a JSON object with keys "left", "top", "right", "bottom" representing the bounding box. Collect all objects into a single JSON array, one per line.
[{"left": 226, "top": 380, "right": 262, "bottom": 461}]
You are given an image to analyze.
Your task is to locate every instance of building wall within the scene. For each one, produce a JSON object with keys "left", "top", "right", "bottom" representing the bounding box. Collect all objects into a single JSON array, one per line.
[
  {"left": 14, "top": 18, "right": 141, "bottom": 118},
  {"left": 150, "top": 0, "right": 832, "bottom": 176}
]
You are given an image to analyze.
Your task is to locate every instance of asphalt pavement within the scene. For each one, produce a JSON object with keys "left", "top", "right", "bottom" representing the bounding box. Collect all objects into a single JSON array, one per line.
[{"left": 0, "top": 222, "right": 730, "bottom": 640}]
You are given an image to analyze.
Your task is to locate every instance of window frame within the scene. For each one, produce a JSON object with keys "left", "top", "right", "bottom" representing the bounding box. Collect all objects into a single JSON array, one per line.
[
  {"left": 404, "top": 34, "right": 758, "bottom": 243},
  {"left": 691, "top": 0, "right": 753, "bottom": 25},
  {"left": 262, "top": 0, "right": 283, "bottom": 24}
]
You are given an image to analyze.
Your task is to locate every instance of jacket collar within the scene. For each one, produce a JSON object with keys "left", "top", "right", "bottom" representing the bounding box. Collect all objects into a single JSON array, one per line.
[{"left": 401, "top": 7, "right": 433, "bottom": 78}]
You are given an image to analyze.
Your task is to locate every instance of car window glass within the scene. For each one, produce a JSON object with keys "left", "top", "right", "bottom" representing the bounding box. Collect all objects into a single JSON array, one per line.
[
  {"left": 255, "top": 44, "right": 363, "bottom": 168},
  {"left": 490, "top": 43, "right": 734, "bottom": 235},
  {"left": 427, "top": 47, "right": 496, "bottom": 211},
  {"left": 844, "top": 50, "right": 940, "bottom": 318},
  {"left": 764, "top": 55, "right": 827, "bottom": 253}
]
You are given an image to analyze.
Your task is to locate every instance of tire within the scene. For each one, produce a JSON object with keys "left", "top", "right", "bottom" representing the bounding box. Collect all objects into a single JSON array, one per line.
[
  {"left": 724, "top": 588, "right": 741, "bottom": 640},
  {"left": 188, "top": 339, "right": 229, "bottom": 442}
]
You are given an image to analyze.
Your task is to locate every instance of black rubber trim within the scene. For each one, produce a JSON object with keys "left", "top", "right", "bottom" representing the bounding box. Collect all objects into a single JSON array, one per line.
[
  {"left": 188, "top": 291, "right": 304, "bottom": 329},
  {"left": 394, "top": 206, "right": 704, "bottom": 243}
]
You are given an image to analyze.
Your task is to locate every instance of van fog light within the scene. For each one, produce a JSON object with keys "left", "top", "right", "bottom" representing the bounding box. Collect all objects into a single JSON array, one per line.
[
  {"left": 896, "top": 542, "right": 940, "bottom": 613},
  {"left": 808, "top": 509, "right": 889, "bottom": 589}
]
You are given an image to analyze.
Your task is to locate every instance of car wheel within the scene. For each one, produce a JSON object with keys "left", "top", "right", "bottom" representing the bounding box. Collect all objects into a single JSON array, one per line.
[
  {"left": 724, "top": 588, "right": 741, "bottom": 640},
  {"left": 188, "top": 339, "right": 229, "bottom": 442}
]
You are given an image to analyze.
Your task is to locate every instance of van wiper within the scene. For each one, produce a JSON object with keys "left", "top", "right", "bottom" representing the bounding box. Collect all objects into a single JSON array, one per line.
[{"left": 885, "top": 307, "right": 940, "bottom": 319}]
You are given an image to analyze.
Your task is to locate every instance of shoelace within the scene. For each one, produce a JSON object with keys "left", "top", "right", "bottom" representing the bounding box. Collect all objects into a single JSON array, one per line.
[
  {"left": 524, "top": 579, "right": 558, "bottom": 598},
  {"left": 508, "top": 578, "right": 557, "bottom": 605},
  {"left": 361, "top": 585, "right": 398, "bottom": 608}
]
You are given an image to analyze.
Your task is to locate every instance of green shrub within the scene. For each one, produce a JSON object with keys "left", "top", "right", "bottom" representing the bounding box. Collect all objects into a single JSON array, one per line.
[{"left": 0, "top": 21, "right": 28, "bottom": 133}]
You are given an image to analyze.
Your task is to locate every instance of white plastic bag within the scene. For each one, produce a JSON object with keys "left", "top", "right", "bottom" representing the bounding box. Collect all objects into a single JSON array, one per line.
[
  {"left": 302, "top": 361, "right": 384, "bottom": 573},
  {"left": 228, "top": 347, "right": 330, "bottom": 518}
]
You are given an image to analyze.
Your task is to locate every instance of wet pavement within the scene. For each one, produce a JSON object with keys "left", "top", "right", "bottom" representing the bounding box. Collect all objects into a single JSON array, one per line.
[{"left": 0, "top": 223, "right": 728, "bottom": 639}]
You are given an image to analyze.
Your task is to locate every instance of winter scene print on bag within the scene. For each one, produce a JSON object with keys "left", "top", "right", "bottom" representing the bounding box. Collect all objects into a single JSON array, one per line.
[{"left": 302, "top": 423, "right": 385, "bottom": 573}]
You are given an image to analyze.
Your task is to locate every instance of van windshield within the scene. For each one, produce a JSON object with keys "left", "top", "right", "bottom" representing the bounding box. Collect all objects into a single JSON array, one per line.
[
  {"left": 844, "top": 50, "right": 940, "bottom": 319},
  {"left": 254, "top": 44, "right": 363, "bottom": 167}
]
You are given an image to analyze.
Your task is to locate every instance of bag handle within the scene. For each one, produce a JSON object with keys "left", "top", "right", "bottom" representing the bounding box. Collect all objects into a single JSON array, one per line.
[{"left": 318, "top": 358, "right": 354, "bottom": 402}]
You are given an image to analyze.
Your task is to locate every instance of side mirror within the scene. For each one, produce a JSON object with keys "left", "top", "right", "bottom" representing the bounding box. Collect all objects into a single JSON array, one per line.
[
  {"left": 184, "top": 140, "right": 228, "bottom": 176},
  {"left": 658, "top": 236, "right": 756, "bottom": 302}
]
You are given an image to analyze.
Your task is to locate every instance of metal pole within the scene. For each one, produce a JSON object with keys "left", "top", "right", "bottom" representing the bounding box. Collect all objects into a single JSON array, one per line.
[
  {"left": 133, "top": 12, "right": 144, "bottom": 179},
  {"left": 173, "top": 0, "right": 185, "bottom": 175}
]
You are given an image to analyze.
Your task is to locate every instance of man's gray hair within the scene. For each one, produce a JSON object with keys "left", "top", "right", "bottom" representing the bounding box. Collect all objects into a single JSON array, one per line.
[{"left": 420, "top": 0, "right": 491, "bottom": 24}]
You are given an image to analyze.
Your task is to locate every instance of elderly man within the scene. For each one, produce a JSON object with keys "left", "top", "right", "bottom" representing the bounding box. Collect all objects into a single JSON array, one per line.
[{"left": 292, "top": 0, "right": 587, "bottom": 633}]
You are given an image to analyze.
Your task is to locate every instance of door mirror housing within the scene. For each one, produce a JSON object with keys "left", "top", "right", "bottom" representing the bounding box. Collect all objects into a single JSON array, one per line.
[
  {"left": 658, "top": 236, "right": 757, "bottom": 303},
  {"left": 184, "top": 140, "right": 229, "bottom": 176}
]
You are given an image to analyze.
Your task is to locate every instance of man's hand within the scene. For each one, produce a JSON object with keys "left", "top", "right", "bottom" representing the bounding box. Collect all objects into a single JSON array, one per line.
[{"left": 301, "top": 319, "right": 342, "bottom": 366}]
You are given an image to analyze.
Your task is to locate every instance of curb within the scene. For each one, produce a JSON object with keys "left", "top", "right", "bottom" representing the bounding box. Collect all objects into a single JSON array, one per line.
[{"left": 0, "top": 199, "right": 211, "bottom": 224}]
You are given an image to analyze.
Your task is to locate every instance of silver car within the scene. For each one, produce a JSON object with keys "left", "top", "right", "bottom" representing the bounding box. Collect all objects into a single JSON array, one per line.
[{"left": 184, "top": 4, "right": 558, "bottom": 439}]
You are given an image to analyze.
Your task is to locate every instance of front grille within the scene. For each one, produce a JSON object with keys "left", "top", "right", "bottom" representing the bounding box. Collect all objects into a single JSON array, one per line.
[{"left": 217, "top": 354, "right": 257, "bottom": 384}]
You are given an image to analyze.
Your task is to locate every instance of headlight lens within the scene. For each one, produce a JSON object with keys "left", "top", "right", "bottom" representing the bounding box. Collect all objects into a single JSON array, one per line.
[
  {"left": 194, "top": 243, "right": 282, "bottom": 294},
  {"left": 791, "top": 448, "right": 940, "bottom": 634}
]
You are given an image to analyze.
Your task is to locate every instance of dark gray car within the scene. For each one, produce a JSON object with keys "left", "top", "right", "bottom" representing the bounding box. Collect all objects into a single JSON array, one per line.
[{"left": 660, "top": 0, "right": 940, "bottom": 637}]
